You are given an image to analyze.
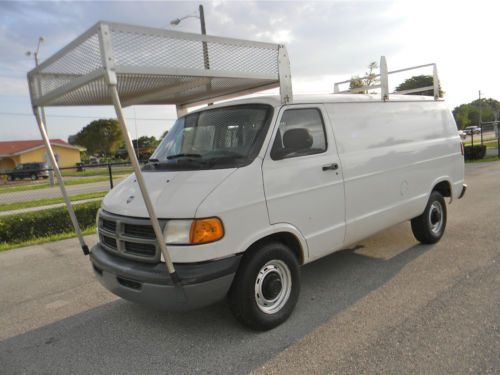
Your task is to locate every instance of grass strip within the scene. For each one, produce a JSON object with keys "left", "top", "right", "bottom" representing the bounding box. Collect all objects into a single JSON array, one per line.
[
  {"left": 0, "top": 227, "right": 96, "bottom": 252},
  {"left": 465, "top": 155, "right": 500, "bottom": 163},
  {"left": 464, "top": 139, "right": 499, "bottom": 148},
  {"left": 0, "top": 191, "right": 106, "bottom": 212},
  {"left": 0, "top": 176, "right": 116, "bottom": 194},
  {"left": 61, "top": 166, "right": 133, "bottom": 177}
]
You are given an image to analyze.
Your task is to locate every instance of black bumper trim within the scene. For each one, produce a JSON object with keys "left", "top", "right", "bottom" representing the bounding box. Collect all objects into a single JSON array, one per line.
[
  {"left": 458, "top": 183, "right": 467, "bottom": 199},
  {"left": 90, "top": 244, "right": 241, "bottom": 286}
]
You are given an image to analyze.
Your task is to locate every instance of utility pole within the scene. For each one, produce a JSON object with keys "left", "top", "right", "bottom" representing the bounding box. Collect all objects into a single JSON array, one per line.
[
  {"left": 170, "top": 4, "right": 210, "bottom": 70},
  {"left": 170, "top": 5, "right": 211, "bottom": 105},
  {"left": 27, "top": 37, "right": 55, "bottom": 186},
  {"left": 199, "top": 5, "right": 210, "bottom": 70}
]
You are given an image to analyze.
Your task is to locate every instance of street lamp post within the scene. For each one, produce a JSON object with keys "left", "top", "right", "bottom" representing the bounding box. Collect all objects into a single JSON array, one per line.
[
  {"left": 495, "top": 111, "right": 500, "bottom": 159},
  {"left": 170, "top": 4, "right": 210, "bottom": 70},
  {"left": 27, "top": 37, "right": 55, "bottom": 186},
  {"left": 479, "top": 90, "right": 483, "bottom": 145}
]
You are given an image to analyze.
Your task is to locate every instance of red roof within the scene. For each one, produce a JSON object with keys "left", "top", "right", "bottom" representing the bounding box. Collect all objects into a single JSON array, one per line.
[{"left": 0, "top": 139, "right": 75, "bottom": 156}]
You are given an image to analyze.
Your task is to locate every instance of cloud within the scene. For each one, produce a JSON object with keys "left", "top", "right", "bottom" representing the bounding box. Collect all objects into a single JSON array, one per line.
[
  {"left": 0, "top": 76, "right": 28, "bottom": 96},
  {"left": 1, "top": 0, "right": 499, "bottom": 142},
  {"left": 256, "top": 29, "right": 294, "bottom": 44}
]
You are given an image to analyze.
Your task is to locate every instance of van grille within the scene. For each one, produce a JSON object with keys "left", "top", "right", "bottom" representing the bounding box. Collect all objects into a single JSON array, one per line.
[
  {"left": 102, "top": 219, "right": 116, "bottom": 232},
  {"left": 97, "top": 211, "right": 164, "bottom": 263},
  {"left": 102, "top": 235, "right": 117, "bottom": 250},
  {"left": 125, "top": 242, "right": 156, "bottom": 257},
  {"left": 124, "top": 223, "right": 156, "bottom": 239}
]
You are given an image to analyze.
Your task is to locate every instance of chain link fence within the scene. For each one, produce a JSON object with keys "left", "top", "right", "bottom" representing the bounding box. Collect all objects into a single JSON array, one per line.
[{"left": 463, "top": 122, "right": 500, "bottom": 160}]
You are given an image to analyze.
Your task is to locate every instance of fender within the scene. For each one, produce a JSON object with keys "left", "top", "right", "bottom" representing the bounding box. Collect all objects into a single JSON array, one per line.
[
  {"left": 235, "top": 222, "right": 310, "bottom": 263},
  {"left": 428, "top": 175, "right": 453, "bottom": 203}
]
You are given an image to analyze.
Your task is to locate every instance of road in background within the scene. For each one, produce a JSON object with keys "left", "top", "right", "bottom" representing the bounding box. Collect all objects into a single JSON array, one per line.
[{"left": 0, "top": 162, "right": 498, "bottom": 374}]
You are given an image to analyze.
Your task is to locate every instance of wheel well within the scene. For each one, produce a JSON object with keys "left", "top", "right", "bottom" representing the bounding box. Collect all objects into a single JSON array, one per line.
[
  {"left": 433, "top": 180, "right": 451, "bottom": 197},
  {"left": 244, "top": 232, "right": 304, "bottom": 265}
]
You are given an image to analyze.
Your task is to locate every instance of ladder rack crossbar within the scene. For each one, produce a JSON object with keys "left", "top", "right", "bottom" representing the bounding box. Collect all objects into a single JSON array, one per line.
[{"left": 333, "top": 57, "right": 439, "bottom": 101}]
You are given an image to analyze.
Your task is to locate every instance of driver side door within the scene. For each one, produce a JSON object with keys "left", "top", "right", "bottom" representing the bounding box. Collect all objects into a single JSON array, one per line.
[{"left": 262, "top": 105, "right": 346, "bottom": 261}]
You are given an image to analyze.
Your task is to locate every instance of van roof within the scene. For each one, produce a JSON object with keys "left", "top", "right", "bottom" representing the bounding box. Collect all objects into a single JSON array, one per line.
[{"left": 189, "top": 94, "right": 441, "bottom": 113}]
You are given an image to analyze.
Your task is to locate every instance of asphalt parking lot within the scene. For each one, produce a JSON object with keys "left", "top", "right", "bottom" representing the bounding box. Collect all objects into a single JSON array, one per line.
[{"left": 0, "top": 162, "right": 498, "bottom": 374}]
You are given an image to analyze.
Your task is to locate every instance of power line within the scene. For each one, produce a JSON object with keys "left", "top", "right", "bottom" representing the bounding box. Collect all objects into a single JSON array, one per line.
[{"left": 0, "top": 111, "right": 177, "bottom": 121}]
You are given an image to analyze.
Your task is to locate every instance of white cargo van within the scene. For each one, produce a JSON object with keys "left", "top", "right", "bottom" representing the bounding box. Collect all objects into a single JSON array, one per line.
[
  {"left": 27, "top": 22, "right": 465, "bottom": 331},
  {"left": 91, "top": 94, "right": 465, "bottom": 330}
]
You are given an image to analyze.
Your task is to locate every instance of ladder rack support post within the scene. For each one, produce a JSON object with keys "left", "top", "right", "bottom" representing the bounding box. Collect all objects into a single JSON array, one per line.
[
  {"left": 33, "top": 106, "right": 89, "bottom": 256},
  {"left": 109, "top": 86, "right": 180, "bottom": 284},
  {"left": 380, "top": 56, "right": 389, "bottom": 101},
  {"left": 433, "top": 64, "right": 439, "bottom": 100},
  {"left": 176, "top": 105, "right": 188, "bottom": 118},
  {"left": 278, "top": 45, "right": 293, "bottom": 104}
]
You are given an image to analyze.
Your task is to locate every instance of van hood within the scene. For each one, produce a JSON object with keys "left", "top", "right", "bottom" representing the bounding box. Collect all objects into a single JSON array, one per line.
[{"left": 102, "top": 168, "right": 236, "bottom": 218}]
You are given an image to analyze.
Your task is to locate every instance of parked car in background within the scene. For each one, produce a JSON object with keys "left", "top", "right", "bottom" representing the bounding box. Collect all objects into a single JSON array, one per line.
[
  {"left": 464, "top": 126, "right": 481, "bottom": 135},
  {"left": 6, "top": 162, "right": 49, "bottom": 181}
]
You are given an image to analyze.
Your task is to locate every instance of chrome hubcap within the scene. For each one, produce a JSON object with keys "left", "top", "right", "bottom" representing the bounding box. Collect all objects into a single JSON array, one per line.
[
  {"left": 255, "top": 260, "right": 291, "bottom": 314},
  {"left": 429, "top": 201, "right": 444, "bottom": 234}
]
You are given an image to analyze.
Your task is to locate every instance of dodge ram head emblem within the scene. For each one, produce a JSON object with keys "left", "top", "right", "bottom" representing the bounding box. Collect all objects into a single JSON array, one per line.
[{"left": 126, "top": 195, "right": 135, "bottom": 204}]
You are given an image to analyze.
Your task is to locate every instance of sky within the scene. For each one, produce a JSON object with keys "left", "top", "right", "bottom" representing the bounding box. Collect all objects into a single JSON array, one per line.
[{"left": 1, "top": 0, "right": 499, "bottom": 142}]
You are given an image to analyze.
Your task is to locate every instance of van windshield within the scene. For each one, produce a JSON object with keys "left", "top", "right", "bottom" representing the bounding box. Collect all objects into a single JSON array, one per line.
[{"left": 145, "top": 104, "right": 273, "bottom": 171}]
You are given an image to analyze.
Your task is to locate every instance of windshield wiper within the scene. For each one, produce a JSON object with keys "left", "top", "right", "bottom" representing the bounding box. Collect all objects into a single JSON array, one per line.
[
  {"left": 206, "top": 155, "right": 246, "bottom": 168},
  {"left": 167, "top": 153, "right": 202, "bottom": 160}
]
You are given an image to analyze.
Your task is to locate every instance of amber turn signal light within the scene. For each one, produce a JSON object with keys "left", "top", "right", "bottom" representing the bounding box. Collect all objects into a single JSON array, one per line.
[{"left": 189, "top": 218, "right": 224, "bottom": 244}]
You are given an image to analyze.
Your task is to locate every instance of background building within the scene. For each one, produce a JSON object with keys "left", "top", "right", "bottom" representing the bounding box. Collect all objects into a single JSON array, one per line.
[{"left": 0, "top": 139, "right": 82, "bottom": 171}]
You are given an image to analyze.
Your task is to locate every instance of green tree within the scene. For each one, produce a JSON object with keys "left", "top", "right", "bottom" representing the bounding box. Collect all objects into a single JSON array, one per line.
[
  {"left": 72, "top": 119, "right": 122, "bottom": 156},
  {"left": 452, "top": 98, "right": 500, "bottom": 129},
  {"left": 349, "top": 61, "right": 379, "bottom": 94},
  {"left": 133, "top": 136, "right": 159, "bottom": 150},
  {"left": 395, "top": 75, "right": 444, "bottom": 97},
  {"left": 114, "top": 136, "right": 161, "bottom": 161}
]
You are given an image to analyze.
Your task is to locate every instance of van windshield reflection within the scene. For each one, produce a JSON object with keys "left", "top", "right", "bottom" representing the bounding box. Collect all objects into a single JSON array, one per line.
[{"left": 144, "top": 104, "right": 272, "bottom": 171}]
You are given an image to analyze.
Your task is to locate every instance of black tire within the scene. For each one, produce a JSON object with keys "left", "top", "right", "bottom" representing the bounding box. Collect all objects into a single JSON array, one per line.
[
  {"left": 411, "top": 191, "right": 447, "bottom": 244},
  {"left": 228, "top": 241, "right": 300, "bottom": 331},
  {"left": 31, "top": 174, "right": 38, "bottom": 181}
]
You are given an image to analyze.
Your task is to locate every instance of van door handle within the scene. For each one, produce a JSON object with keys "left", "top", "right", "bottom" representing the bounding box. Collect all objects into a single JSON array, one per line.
[{"left": 322, "top": 163, "right": 339, "bottom": 171}]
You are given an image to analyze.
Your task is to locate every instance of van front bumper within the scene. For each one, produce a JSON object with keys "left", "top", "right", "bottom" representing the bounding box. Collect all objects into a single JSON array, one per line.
[{"left": 90, "top": 244, "right": 241, "bottom": 311}]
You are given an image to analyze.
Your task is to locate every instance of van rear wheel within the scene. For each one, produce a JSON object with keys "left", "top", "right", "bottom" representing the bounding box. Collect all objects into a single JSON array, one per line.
[
  {"left": 411, "top": 191, "right": 447, "bottom": 244},
  {"left": 228, "top": 242, "right": 300, "bottom": 331}
]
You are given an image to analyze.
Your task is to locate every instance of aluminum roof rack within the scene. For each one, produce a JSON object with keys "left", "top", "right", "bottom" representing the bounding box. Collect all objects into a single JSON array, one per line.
[
  {"left": 28, "top": 21, "right": 293, "bottom": 114},
  {"left": 27, "top": 21, "right": 293, "bottom": 283},
  {"left": 333, "top": 56, "right": 440, "bottom": 101}
]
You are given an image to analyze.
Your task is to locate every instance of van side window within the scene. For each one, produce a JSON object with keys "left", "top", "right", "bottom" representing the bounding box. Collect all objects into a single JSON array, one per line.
[{"left": 271, "top": 108, "right": 327, "bottom": 160}]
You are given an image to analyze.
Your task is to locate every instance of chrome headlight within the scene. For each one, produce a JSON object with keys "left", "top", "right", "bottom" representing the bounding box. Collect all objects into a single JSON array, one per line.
[{"left": 163, "top": 220, "right": 192, "bottom": 245}]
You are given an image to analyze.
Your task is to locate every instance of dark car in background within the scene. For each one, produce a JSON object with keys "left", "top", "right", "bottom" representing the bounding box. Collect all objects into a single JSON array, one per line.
[{"left": 6, "top": 162, "right": 49, "bottom": 181}]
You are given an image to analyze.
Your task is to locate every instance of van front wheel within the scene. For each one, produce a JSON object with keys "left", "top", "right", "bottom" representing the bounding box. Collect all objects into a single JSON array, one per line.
[
  {"left": 228, "top": 242, "right": 300, "bottom": 331},
  {"left": 411, "top": 191, "right": 447, "bottom": 244}
]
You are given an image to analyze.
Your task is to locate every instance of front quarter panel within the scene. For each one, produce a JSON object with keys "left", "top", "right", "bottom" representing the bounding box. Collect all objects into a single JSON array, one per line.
[{"left": 168, "top": 159, "right": 270, "bottom": 263}]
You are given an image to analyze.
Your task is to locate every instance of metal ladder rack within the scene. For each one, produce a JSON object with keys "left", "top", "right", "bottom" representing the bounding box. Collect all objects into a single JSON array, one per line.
[
  {"left": 333, "top": 56, "right": 440, "bottom": 101},
  {"left": 27, "top": 21, "right": 294, "bottom": 283}
]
